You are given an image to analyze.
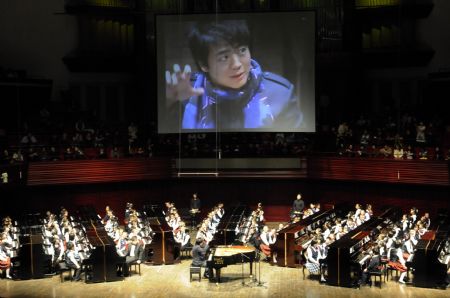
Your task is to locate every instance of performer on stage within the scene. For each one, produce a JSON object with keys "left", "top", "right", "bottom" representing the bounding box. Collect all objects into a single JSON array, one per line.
[
  {"left": 65, "top": 242, "right": 82, "bottom": 281},
  {"left": 190, "top": 193, "right": 201, "bottom": 213},
  {"left": 0, "top": 237, "right": 12, "bottom": 279},
  {"left": 259, "top": 226, "right": 276, "bottom": 261},
  {"left": 291, "top": 193, "right": 305, "bottom": 219},
  {"left": 122, "top": 236, "right": 145, "bottom": 276},
  {"left": 359, "top": 247, "right": 381, "bottom": 286},
  {"left": 305, "top": 239, "right": 326, "bottom": 281},
  {"left": 387, "top": 240, "right": 408, "bottom": 284},
  {"left": 191, "top": 238, "right": 212, "bottom": 279}
]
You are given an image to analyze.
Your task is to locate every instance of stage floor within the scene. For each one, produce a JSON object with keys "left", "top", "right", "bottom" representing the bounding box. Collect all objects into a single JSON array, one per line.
[{"left": 0, "top": 259, "right": 448, "bottom": 298}]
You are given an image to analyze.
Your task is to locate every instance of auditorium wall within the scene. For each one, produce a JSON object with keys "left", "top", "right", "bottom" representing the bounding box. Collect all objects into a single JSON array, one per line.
[{"left": 2, "top": 178, "right": 448, "bottom": 222}]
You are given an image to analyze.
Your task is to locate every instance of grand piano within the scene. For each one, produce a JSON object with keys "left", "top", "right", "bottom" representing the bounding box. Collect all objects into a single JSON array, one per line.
[
  {"left": 206, "top": 205, "right": 254, "bottom": 283},
  {"left": 207, "top": 245, "right": 256, "bottom": 283},
  {"left": 326, "top": 206, "right": 402, "bottom": 287},
  {"left": 212, "top": 205, "right": 250, "bottom": 246},
  {"left": 143, "top": 204, "right": 180, "bottom": 265},
  {"left": 407, "top": 222, "right": 449, "bottom": 288},
  {"left": 78, "top": 206, "right": 125, "bottom": 282},
  {"left": 272, "top": 204, "right": 349, "bottom": 267}
]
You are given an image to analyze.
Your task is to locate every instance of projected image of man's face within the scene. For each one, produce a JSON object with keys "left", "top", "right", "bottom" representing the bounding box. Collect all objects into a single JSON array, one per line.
[{"left": 202, "top": 42, "right": 251, "bottom": 90}]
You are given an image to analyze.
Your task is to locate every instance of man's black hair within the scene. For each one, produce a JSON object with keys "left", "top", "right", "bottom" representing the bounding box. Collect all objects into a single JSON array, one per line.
[{"left": 188, "top": 20, "right": 250, "bottom": 71}]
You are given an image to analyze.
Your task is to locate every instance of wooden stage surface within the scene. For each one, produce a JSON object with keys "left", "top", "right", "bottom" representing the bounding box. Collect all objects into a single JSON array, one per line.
[{"left": 0, "top": 259, "right": 448, "bottom": 298}]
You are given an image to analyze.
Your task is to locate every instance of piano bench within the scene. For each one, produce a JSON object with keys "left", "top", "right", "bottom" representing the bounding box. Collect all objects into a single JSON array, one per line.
[
  {"left": 58, "top": 263, "right": 73, "bottom": 283},
  {"left": 302, "top": 265, "right": 320, "bottom": 281},
  {"left": 129, "top": 262, "right": 141, "bottom": 276},
  {"left": 386, "top": 266, "right": 399, "bottom": 281},
  {"left": 190, "top": 266, "right": 201, "bottom": 282}
]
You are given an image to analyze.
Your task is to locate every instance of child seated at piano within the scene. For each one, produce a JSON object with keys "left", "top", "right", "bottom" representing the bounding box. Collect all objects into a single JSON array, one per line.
[
  {"left": 387, "top": 240, "right": 408, "bottom": 284},
  {"left": 52, "top": 235, "right": 65, "bottom": 264},
  {"left": 304, "top": 238, "right": 326, "bottom": 281},
  {"left": 65, "top": 242, "right": 82, "bottom": 281},
  {"left": 354, "top": 204, "right": 362, "bottom": 219},
  {"left": 259, "top": 226, "right": 276, "bottom": 262},
  {"left": 196, "top": 223, "right": 213, "bottom": 244},
  {"left": 359, "top": 247, "right": 381, "bottom": 286},
  {"left": 174, "top": 226, "right": 191, "bottom": 250},
  {"left": 121, "top": 236, "right": 145, "bottom": 277},
  {"left": 0, "top": 237, "right": 12, "bottom": 279},
  {"left": 116, "top": 231, "right": 129, "bottom": 257}
]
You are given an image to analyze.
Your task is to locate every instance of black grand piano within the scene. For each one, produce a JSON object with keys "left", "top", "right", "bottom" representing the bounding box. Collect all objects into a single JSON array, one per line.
[
  {"left": 78, "top": 206, "right": 125, "bottom": 283},
  {"left": 206, "top": 205, "right": 255, "bottom": 283},
  {"left": 407, "top": 221, "right": 449, "bottom": 289},
  {"left": 207, "top": 245, "right": 256, "bottom": 283},
  {"left": 326, "top": 206, "right": 402, "bottom": 287}
]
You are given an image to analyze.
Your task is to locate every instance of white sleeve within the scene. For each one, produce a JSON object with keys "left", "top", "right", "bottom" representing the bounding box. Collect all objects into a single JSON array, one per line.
[
  {"left": 260, "top": 232, "right": 270, "bottom": 246},
  {"left": 269, "top": 233, "right": 277, "bottom": 244},
  {"left": 69, "top": 252, "right": 80, "bottom": 267},
  {"left": 182, "top": 234, "right": 190, "bottom": 246},
  {"left": 58, "top": 246, "right": 65, "bottom": 260}
]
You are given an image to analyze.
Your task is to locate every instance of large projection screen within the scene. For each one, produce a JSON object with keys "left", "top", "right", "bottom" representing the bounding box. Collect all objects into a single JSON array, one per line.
[{"left": 156, "top": 11, "right": 315, "bottom": 133}]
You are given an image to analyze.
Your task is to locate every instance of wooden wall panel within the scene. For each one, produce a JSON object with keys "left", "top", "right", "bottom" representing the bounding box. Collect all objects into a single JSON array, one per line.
[
  {"left": 27, "top": 158, "right": 172, "bottom": 186},
  {"left": 308, "top": 157, "right": 450, "bottom": 186}
]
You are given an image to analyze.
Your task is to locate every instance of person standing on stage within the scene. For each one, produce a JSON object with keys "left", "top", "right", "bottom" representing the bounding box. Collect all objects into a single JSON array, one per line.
[
  {"left": 292, "top": 193, "right": 305, "bottom": 219},
  {"left": 190, "top": 193, "right": 201, "bottom": 213},
  {"left": 191, "top": 237, "right": 212, "bottom": 279}
]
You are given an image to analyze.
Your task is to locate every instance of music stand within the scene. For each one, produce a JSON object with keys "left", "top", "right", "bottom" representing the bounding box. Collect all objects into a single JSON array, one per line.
[
  {"left": 255, "top": 249, "right": 267, "bottom": 288},
  {"left": 240, "top": 252, "right": 251, "bottom": 286}
]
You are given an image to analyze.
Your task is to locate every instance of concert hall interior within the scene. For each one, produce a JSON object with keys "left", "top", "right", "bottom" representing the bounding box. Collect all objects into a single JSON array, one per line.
[{"left": 0, "top": 1, "right": 449, "bottom": 298}]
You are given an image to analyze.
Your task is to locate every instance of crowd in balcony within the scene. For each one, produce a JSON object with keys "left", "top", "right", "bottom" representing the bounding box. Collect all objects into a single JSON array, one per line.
[
  {"left": 1, "top": 102, "right": 449, "bottom": 164},
  {"left": 329, "top": 111, "right": 450, "bottom": 160}
]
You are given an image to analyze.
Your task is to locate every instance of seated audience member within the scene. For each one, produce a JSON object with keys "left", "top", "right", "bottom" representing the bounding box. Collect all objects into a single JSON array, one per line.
[
  {"left": 64, "top": 147, "right": 74, "bottom": 160},
  {"left": 98, "top": 147, "right": 107, "bottom": 159},
  {"left": 111, "top": 147, "right": 121, "bottom": 158},
  {"left": 404, "top": 145, "right": 414, "bottom": 159},
  {"left": 418, "top": 148, "right": 428, "bottom": 160},
  {"left": 379, "top": 144, "right": 393, "bottom": 158},
  {"left": 393, "top": 145, "right": 404, "bottom": 159}
]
